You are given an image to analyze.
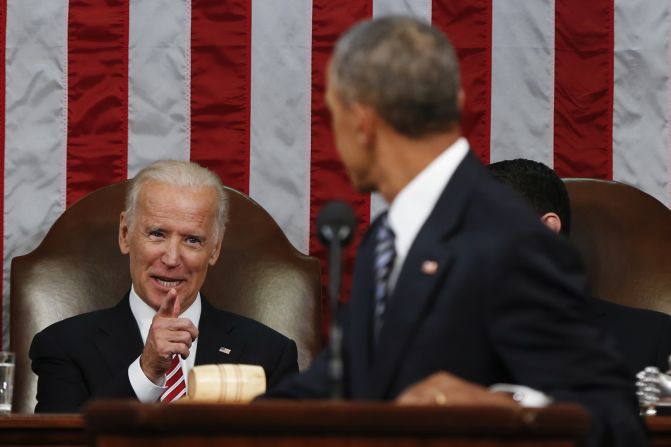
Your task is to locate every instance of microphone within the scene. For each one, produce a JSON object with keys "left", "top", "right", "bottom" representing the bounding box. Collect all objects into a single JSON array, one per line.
[
  {"left": 316, "top": 200, "right": 356, "bottom": 246},
  {"left": 316, "top": 201, "right": 356, "bottom": 400}
]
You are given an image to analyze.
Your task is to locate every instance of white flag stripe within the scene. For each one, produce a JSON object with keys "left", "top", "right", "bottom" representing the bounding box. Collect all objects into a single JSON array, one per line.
[
  {"left": 372, "top": 0, "right": 432, "bottom": 21},
  {"left": 127, "top": 0, "right": 191, "bottom": 178},
  {"left": 490, "top": 0, "right": 555, "bottom": 166},
  {"left": 3, "top": 0, "right": 69, "bottom": 344},
  {"left": 369, "top": 0, "right": 432, "bottom": 222},
  {"left": 249, "top": 0, "right": 312, "bottom": 254},
  {"left": 612, "top": 1, "right": 671, "bottom": 207}
]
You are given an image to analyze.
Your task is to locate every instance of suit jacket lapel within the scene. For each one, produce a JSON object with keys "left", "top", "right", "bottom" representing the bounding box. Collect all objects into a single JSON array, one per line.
[
  {"left": 95, "top": 294, "right": 241, "bottom": 375},
  {"left": 370, "top": 151, "right": 480, "bottom": 398},
  {"left": 95, "top": 293, "right": 144, "bottom": 372},
  {"left": 348, "top": 231, "right": 377, "bottom": 398},
  {"left": 195, "top": 297, "right": 244, "bottom": 365}
]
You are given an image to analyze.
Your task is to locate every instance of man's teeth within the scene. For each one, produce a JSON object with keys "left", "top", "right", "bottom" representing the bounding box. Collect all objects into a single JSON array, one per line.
[{"left": 156, "top": 278, "right": 180, "bottom": 287}]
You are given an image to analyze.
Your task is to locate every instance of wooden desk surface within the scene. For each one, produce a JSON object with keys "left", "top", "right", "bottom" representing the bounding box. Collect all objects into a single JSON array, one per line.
[
  {"left": 84, "top": 401, "right": 590, "bottom": 446},
  {"left": 647, "top": 416, "right": 671, "bottom": 446},
  {"left": 8, "top": 405, "right": 671, "bottom": 447},
  {"left": 0, "top": 413, "right": 86, "bottom": 446}
]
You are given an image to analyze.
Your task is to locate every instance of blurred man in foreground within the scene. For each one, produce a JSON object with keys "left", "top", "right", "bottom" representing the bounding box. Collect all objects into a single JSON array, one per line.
[
  {"left": 489, "top": 158, "right": 671, "bottom": 378},
  {"left": 266, "top": 16, "right": 646, "bottom": 446},
  {"left": 31, "top": 160, "right": 298, "bottom": 412}
]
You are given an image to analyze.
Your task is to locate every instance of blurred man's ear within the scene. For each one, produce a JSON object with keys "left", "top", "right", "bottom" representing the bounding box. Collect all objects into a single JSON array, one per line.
[
  {"left": 353, "top": 102, "right": 376, "bottom": 151},
  {"left": 540, "top": 212, "right": 562, "bottom": 234},
  {"left": 457, "top": 88, "right": 465, "bottom": 113}
]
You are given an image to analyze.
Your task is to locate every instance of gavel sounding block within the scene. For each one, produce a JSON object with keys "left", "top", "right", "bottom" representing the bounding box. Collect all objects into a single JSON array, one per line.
[{"left": 187, "top": 364, "right": 266, "bottom": 403}]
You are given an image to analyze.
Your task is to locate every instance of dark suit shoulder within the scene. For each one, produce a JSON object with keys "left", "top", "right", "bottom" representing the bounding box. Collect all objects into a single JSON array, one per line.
[
  {"left": 592, "top": 298, "right": 671, "bottom": 322},
  {"left": 591, "top": 298, "right": 671, "bottom": 374},
  {"left": 33, "top": 301, "right": 125, "bottom": 340},
  {"left": 215, "top": 307, "right": 293, "bottom": 343}
]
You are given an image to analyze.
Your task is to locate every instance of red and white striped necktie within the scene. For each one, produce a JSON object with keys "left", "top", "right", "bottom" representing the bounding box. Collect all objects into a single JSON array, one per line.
[{"left": 160, "top": 356, "right": 186, "bottom": 402}]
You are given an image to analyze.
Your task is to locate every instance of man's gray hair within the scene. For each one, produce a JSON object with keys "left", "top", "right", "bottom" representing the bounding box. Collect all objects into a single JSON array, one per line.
[
  {"left": 125, "top": 160, "right": 229, "bottom": 239},
  {"left": 330, "top": 16, "right": 460, "bottom": 138}
]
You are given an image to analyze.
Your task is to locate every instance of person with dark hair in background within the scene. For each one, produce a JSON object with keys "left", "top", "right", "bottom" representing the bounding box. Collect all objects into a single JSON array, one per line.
[
  {"left": 266, "top": 16, "right": 647, "bottom": 446},
  {"left": 489, "top": 158, "right": 671, "bottom": 378}
]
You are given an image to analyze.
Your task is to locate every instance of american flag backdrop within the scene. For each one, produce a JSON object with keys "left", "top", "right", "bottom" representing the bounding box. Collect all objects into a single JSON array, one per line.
[{"left": 1, "top": 0, "right": 670, "bottom": 348}]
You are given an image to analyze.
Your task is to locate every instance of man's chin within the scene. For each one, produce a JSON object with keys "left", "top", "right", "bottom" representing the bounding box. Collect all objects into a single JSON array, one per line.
[{"left": 350, "top": 179, "right": 375, "bottom": 194}]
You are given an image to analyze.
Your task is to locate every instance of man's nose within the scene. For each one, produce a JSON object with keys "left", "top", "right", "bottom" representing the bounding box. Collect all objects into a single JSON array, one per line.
[{"left": 161, "top": 238, "right": 181, "bottom": 267}]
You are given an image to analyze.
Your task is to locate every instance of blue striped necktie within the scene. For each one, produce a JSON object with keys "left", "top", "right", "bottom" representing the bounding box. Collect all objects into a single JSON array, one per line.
[{"left": 373, "top": 213, "right": 396, "bottom": 344}]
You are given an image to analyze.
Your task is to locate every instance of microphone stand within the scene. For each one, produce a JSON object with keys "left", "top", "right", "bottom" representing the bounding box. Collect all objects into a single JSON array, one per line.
[
  {"left": 317, "top": 201, "right": 355, "bottom": 401},
  {"left": 322, "top": 226, "right": 344, "bottom": 400}
]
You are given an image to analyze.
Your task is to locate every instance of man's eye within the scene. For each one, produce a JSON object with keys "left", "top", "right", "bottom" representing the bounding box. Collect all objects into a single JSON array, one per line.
[
  {"left": 148, "top": 231, "right": 164, "bottom": 238},
  {"left": 186, "top": 236, "right": 202, "bottom": 245}
]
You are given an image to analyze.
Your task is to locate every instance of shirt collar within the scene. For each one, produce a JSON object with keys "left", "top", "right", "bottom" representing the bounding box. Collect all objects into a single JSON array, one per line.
[
  {"left": 387, "top": 137, "right": 469, "bottom": 264},
  {"left": 129, "top": 286, "right": 202, "bottom": 343}
]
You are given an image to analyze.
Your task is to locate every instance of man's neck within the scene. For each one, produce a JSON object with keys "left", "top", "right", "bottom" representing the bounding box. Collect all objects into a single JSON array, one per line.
[{"left": 375, "top": 129, "right": 462, "bottom": 203}]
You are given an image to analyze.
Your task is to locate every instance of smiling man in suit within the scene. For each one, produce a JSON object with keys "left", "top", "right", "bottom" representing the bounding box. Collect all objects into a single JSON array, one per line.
[
  {"left": 30, "top": 160, "right": 298, "bottom": 412},
  {"left": 266, "top": 16, "right": 646, "bottom": 446}
]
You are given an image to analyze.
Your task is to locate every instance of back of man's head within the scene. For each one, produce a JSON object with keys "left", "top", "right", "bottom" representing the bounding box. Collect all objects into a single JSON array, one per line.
[
  {"left": 488, "top": 159, "right": 572, "bottom": 236},
  {"left": 330, "top": 16, "right": 460, "bottom": 138}
]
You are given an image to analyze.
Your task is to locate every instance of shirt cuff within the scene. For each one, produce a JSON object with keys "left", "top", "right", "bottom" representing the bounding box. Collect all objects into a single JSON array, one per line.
[
  {"left": 128, "top": 356, "right": 166, "bottom": 403},
  {"left": 488, "top": 383, "right": 553, "bottom": 408}
]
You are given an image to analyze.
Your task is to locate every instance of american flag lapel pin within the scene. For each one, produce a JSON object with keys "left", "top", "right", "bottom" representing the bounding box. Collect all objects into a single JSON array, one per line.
[
  {"left": 219, "top": 347, "right": 232, "bottom": 355},
  {"left": 421, "top": 260, "right": 438, "bottom": 275}
]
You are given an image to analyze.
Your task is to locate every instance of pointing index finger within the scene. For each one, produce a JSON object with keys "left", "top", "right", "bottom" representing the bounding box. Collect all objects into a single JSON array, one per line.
[{"left": 157, "top": 289, "right": 180, "bottom": 318}]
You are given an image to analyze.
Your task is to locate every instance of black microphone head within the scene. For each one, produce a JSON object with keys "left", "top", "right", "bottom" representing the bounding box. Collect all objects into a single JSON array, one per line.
[{"left": 316, "top": 201, "right": 357, "bottom": 246}]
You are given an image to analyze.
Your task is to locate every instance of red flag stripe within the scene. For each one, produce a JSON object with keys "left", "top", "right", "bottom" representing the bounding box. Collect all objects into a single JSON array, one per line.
[
  {"left": 432, "top": 0, "right": 492, "bottom": 164},
  {"left": 190, "top": 0, "right": 251, "bottom": 193},
  {"left": 309, "top": 0, "right": 372, "bottom": 322},
  {"left": 66, "top": 0, "right": 129, "bottom": 207},
  {"left": 554, "top": 0, "right": 614, "bottom": 179}
]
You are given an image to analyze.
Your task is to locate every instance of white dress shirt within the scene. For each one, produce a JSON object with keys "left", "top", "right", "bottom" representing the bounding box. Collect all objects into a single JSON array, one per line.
[
  {"left": 387, "top": 137, "right": 469, "bottom": 290},
  {"left": 128, "top": 286, "right": 201, "bottom": 402}
]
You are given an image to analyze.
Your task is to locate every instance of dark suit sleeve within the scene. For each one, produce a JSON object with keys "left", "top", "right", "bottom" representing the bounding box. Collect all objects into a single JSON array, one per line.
[
  {"left": 264, "top": 348, "right": 332, "bottom": 399},
  {"left": 264, "top": 305, "right": 351, "bottom": 399},
  {"left": 487, "top": 230, "right": 647, "bottom": 447},
  {"left": 30, "top": 329, "right": 136, "bottom": 413},
  {"left": 265, "top": 338, "right": 299, "bottom": 389}
]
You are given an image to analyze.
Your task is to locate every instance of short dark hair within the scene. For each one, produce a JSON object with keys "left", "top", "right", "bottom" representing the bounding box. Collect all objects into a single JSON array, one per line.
[
  {"left": 330, "top": 16, "right": 460, "bottom": 138},
  {"left": 488, "top": 159, "right": 571, "bottom": 236}
]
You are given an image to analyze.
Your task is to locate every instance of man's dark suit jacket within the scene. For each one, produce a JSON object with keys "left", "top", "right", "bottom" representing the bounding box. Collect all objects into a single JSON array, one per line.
[
  {"left": 30, "top": 294, "right": 298, "bottom": 413},
  {"left": 267, "top": 152, "right": 646, "bottom": 446},
  {"left": 592, "top": 298, "right": 671, "bottom": 377}
]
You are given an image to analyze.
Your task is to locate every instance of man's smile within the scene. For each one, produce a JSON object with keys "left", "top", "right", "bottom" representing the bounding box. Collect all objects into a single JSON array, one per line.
[{"left": 151, "top": 275, "right": 185, "bottom": 289}]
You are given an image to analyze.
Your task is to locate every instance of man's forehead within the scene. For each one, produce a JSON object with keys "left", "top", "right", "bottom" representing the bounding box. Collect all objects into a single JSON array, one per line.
[
  {"left": 135, "top": 182, "right": 217, "bottom": 227},
  {"left": 138, "top": 181, "right": 217, "bottom": 205}
]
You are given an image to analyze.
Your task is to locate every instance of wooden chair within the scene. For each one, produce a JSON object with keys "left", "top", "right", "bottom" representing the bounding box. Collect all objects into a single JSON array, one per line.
[
  {"left": 10, "top": 181, "right": 321, "bottom": 413},
  {"left": 565, "top": 179, "right": 671, "bottom": 315}
]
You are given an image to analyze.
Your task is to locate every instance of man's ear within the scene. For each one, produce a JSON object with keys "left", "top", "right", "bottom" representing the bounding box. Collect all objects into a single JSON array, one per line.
[
  {"left": 352, "top": 103, "right": 376, "bottom": 150},
  {"left": 540, "top": 212, "right": 562, "bottom": 234},
  {"left": 457, "top": 88, "right": 465, "bottom": 113},
  {"left": 208, "top": 230, "right": 224, "bottom": 266},
  {"left": 119, "top": 212, "right": 130, "bottom": 254}
]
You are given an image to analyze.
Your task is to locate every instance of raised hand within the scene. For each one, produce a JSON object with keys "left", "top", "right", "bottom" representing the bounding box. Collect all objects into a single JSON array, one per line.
[{"left": 140, "top": 289, "right": 199, "bottom": 383}]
